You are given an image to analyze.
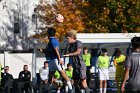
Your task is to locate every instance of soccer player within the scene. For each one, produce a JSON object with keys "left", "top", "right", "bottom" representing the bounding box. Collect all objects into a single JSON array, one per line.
[
  {"left": 82, "top": 46, "right": 91, "bottom": 85},
  {"left": 64, "top": 30, "right": 90, "bottom": 93},
  {"left": 121, "top": 36, "right": 140, "bottom": 93},
  {"left": 97, "top": 49, "right": 109, "bottom": 93},
  {"left": 38, "top": 28, "right": 73, "bottom": 93},
  {"left": 114, "top": 49, "right": 125, "bottom": 93},
  {"left": 65, "top": 63, "right": 73, "bottom": 93}
]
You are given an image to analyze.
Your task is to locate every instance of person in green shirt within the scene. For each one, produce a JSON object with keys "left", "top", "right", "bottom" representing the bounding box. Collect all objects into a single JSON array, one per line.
[
  {"left": 54, "top": 71, "right": 61, "bottom": 80},
  {"left": 97, "top": 49, "right": 110, "bottom": 93},
  {"left": 113, "top": 49, "right": 125, "bottom": 93},
  {"left": 82, "top": 46, "right": 91, "bottom": 85},
  {"left": 65, "top": 63, "right": 73, "bottom": 93},
  {"left": 65, "top": 63, "right": 73, "bottom": 79},
  {"left": 53, "top": 71, "right": 62, "bottom": 93}
]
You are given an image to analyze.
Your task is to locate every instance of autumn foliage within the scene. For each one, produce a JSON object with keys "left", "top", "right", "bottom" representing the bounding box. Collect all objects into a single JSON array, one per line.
[{"left": 32, "top": 0, "right": 140, "bottom": 42}]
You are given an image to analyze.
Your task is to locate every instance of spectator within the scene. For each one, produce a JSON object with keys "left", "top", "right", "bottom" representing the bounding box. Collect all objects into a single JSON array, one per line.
[
  {"left": 18, "top": 65, "right": 32, "bottom": 93},
  {"left": 121, "top": 36, "right": 140, "bottom": 93},
  {"left": 53, "top": 71, "right": 63, "bottom": 93},
  {"left": 82, "top": 46, "right": 91, "bottom": 85},
  {"left": 97, "top": 49, "right": 109, "bottom": 93},
  {"left": 64, "top": 30, "right": 90, "bottom": 93},
  {"left": 1, "top": 66, "right": 13, "bottom": 93},
  {"left": 39, "top": 61, "right": 49, "bottom": 92},
  {"left": 65, "top": 63, "right": 73, "bottom": 93},
  {"left": 113, "top": 48, "right": 125, "bottom": 93},
  {"left": 37, "top": 28, "right": 73, "bottom": 93}
]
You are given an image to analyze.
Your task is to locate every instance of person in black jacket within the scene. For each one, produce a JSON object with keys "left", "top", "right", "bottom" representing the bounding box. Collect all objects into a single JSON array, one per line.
[
  {"left": 18, "top": 65, "right": 32, "bottom": 93},
  {"left": 1, "top": 66, "right": 13, "bottom": 93}
]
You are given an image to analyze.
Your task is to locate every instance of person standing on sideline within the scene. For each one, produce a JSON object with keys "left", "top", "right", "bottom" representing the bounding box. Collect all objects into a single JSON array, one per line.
[
  {"left": 39, "top": 61, "right": 49, "bottom": 92},
  {"left": 113, "top": 49, "right": 125, "bottom": 93},
  {"left": 37, "top": 28, "right": 73, "bottom": 93},
  {"left": 64, "top": 30, "right": 90, "bottom": 93},
  {"left": 97, "top": 49, "right": 109, "bottom": 93},
  {"left": 121, "top": 36, "right": 140, "bottom": 93},
  {"left": 82, "top": 46, "right": 91, "bottom": 85}
]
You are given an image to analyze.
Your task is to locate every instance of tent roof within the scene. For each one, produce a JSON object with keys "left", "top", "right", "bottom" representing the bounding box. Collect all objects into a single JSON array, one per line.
[{"left": 77, "top": 33, "right": 140, "bottom": 43}]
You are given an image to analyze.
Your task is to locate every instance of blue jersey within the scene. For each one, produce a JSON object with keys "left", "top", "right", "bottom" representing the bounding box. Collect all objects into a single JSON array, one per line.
[
  {"left": 45, "top": 37, "right": 59, "bottom": 60},
  {"left": 49, "top": 37, "right": 59, "bottom": 49}
]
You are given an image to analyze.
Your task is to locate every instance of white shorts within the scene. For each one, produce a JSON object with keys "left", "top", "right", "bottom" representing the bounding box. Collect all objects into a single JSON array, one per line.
[
  {"left": 99, "top": 68, "right": 109, "bottom": 80},
  {"left": 48, "top": 58, "right": 65, "bottom": 71}
]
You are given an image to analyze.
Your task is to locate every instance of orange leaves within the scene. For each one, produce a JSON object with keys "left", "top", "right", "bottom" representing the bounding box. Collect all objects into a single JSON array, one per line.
[{"left": 30, "top": 0, "right": 140, "bottom": 42}]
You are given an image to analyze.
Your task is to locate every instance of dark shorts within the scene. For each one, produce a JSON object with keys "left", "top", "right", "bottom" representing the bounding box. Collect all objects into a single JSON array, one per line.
[{"left": 73, "top": 64, "right": 87, "bottom": 80}]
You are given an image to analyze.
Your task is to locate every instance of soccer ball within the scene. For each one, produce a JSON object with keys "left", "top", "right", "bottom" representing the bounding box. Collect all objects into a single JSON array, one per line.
[{"left": 55, "top": 14, "right": 64, "bottom": 23}]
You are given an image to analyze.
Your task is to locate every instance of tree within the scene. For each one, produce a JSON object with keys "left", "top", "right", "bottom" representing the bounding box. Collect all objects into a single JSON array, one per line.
[
  {"left": 32, "top": 0, "right": 86, "bottom": 42},
  {"left": 32, "top": 0, "right": 140, "bottom": 42},
  {"left": 81, "top": 0, "right": 140, "bottom": 33}
]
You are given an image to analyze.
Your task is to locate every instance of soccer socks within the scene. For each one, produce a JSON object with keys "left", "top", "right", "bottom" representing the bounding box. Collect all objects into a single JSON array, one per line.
[
  {"left": 85, "top": 86, "right": 90, "bottom": 93},
  {"left": 57, "top": 89, "right": 60, "bottom": 93},
  {"left": 103, "top": 88, "right": 107, "bottom": 93},
  {"left": 66, "top": 81, "right": 73, "bottom": 90},
  {"left": 65, "top": 85, "right": 69, "bottom": 93},
  {"left": 100, "top": 88, "right": 103, "bottom": 93}
]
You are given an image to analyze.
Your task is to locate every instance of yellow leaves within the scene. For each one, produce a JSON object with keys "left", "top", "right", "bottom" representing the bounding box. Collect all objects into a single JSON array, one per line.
[
  {"left": 135, "top": 27, "right": 140, "bottom": 32},
  {"left": 82, "top": 2, "right": 90, "bottom": 7},
  {"left": 30, "top": 0, "right": 140, "bottom": 41},
  {"left": 75, "top": 10, "right": 81, "bottom": 15}
]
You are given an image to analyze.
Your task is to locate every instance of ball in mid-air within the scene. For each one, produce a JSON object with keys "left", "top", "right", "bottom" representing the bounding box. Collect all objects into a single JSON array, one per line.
[{"left": 55, "top": 14, "right": 64, "bottom": 23}]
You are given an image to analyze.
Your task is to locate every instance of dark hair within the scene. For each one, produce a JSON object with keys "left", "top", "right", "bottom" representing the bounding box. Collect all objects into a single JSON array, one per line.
[
  {"left": 4, "top": 66, "right": 9, "bottom": 69},
  {"left": 83, "top": 46, "right": 88, "bottom": 50},
  {"left": 24, "top": 65, "right": 28, "bottom": 68},
  {"left": 131, "top": 36, "right": 140, "bottom": 49},
  {"left": 101, "top": 48, "right": 108, "bottom": 53},
  {"left": 44, "top": 61, "right": 48, "bottom": 65},
  {"left": 67, "top": 63, "right": 72, "bottom": 67},
  {"left": 114, "top": 48, "right": 121, "bottom": 57},
  {"left": 47, "top": 28, "right": 56, "bottom": 37},
  {"left": 5, "top": 66, "right": 9, "bottom": 68}
]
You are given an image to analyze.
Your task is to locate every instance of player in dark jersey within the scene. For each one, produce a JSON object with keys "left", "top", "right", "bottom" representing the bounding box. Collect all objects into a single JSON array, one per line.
[
  {"left": 64, "top": 30, "right": 90, "bottom": 93},
  {"left": 121, "top": 36, "right": 140, "bottom": 93}
]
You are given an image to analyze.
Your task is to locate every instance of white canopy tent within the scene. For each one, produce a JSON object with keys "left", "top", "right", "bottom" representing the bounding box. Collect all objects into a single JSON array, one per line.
[{"left": 77, "top": 33, "right": 140, "bottom": 43}]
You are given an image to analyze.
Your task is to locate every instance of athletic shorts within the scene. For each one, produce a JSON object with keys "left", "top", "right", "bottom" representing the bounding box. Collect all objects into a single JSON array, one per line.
[
  {"left": 98, "top": 68, "right": 109, "bottom": 80},
  {"left": 48, "top": 58, "right": 65, "bottom": 71},
  {"left": 73, "top": 64, "right": 87, "bottom": 80}
]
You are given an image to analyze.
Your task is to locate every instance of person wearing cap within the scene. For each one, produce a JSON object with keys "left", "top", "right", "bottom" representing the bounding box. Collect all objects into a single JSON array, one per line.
[
  {"left": 121, "top": 36, "right": 140, "bottom": 93},
  {"left": 1, "top": 66, "right": 13, "bottom": 93},
  {"left": 97, "top": 49, "right": 109, "bottom": 93},
  {"left": 64, "top": 30, "right": 90, "bottom": 93},
  {"left": 37, "top": 28, "right": 73, "bottom": 93},
  {"left": 113, "top": 49, "right": 125, "bottom": 93}
]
